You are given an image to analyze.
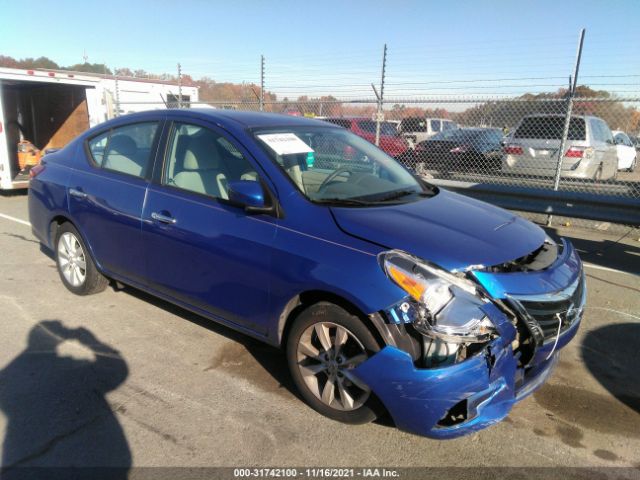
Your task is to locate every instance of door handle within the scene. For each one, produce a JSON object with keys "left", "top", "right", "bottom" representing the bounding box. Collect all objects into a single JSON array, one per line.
[
  {"left": 69, "top": 188, "right": 88, "bottom": 199},
  {"left": 151, "top": 212, "right": 177, "bottom": 224}
]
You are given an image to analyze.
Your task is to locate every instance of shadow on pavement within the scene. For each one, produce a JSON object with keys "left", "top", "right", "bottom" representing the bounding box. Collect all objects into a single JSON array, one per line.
[
  {"left": 545, "top": 227, "right": 640, "bottom": 277},
  {"left": 119, "top": 286, "right": 397, "bottom": 429},
  {"left": 0, "top": 320, "right": 130, "bottom": 479},
  {"left": 120, "top": 286, "right": 300, "bottom": 400},
  {"left": 581, "top": 323, "right": 640, "bottom": 415}
]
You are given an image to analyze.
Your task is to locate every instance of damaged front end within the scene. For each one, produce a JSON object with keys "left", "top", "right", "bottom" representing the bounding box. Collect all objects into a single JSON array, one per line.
[{"left": 352, "top": 237, "right": 585, "bottom": 438}]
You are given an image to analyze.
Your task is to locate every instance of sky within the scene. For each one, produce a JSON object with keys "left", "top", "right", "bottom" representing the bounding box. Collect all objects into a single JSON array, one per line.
[{"left": 1, "top": 0, "right": 638, "bottom": 100}]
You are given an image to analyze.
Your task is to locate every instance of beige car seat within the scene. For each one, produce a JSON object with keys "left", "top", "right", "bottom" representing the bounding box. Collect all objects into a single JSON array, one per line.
[{"left": 173, "top": 134, "right": 229, "bottom": 199}]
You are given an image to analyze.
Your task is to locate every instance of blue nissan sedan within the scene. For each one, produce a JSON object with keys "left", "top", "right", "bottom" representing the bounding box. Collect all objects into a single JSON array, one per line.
[{"left": 28, "top": 109, "right": 585, "bottom": 438}]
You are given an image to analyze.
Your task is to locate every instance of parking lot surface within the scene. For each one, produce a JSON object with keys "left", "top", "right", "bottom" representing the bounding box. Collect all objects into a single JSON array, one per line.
[{"left": 0, "top": 192, "right": 639, "bottom": 475}]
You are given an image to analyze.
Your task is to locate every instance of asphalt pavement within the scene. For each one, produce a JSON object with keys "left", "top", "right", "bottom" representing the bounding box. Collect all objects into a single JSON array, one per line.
[{"left": 0, "top": 191, "right": 639, "bottom": 477}]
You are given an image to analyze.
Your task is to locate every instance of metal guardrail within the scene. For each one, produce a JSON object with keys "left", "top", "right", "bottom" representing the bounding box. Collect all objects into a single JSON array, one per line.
[{"left": 430, "top": 179, "right": 640, "bottom": 226}]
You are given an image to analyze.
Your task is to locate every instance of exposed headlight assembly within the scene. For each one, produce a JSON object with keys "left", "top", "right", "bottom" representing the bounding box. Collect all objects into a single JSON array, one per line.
[{"left": 380, "top": 250, "right": 497, "bottom": 344}]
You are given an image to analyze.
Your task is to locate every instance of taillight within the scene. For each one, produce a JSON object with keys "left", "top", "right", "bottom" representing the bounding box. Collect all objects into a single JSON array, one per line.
[
  {"left": 29, "top": 163, "right": 46, "bottom": 179},
  {"left": 504, "top": 145, "right": 523, "bottom": 155},
  {"left": 564, "top": 147, "right": 585, "bottom": 158}
]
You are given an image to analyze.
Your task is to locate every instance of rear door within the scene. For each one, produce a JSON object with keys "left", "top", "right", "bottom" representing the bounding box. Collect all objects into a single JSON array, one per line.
[
  {"left": 68, "top": 118, "right": 164, "bottom": 284},
  {"left": 591, "top": 119, "right": 618, "bottom": 178},
  {"left": 0, "top": 85, "right": 11, "bottom": 190},
  {"left": 141, "top": 119, "right": 277, "bottom": 334}
]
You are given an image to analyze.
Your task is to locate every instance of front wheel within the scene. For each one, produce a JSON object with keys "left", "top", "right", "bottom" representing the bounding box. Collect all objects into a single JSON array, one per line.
[
  {"left": 286, "top": 302, "right": 383, "bottom": 424},
  {"left": 55, "top": 222, "right": 108, "bottom": 295}
]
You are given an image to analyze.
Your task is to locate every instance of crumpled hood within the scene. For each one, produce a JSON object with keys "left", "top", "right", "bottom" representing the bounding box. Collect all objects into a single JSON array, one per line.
[{"left": 331, "top": 189, "right": 546, "bottom": 271}]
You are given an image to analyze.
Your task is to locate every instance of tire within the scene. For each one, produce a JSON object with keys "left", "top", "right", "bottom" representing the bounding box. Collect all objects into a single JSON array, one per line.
[
  {"left": 629, "top": 157, "right": 637, "bottom": 172},
  {"left": 55, "top": 222, "right": 108, "bottom": 295},
  {"left": 286, "top": 302, "right": 383, "bottom": 425}
]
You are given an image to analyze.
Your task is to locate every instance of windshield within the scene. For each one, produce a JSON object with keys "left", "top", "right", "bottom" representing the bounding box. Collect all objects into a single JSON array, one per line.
[{"left": 254, "top": 126, "right": 432, "bottom": 205}]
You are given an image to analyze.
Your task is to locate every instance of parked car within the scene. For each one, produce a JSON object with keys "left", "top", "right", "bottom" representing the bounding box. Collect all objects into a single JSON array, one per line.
[
  {"left": 322, "top": 117, "right": 409, "bottom": 158},
  {"left": 502, "top": 114, "right": 618, "bottom": 180},
  {"left": 401, "top": 127, "right": 504, "bottom": 173},
  {"left": 29, "top": 109, "right": 584, "bottom": 439},
  {"left": 399, "top": 117, "right": 458, "bottom": 147},
  {"left": 612, "top": 130, "right": 637, "bottom": 172}
]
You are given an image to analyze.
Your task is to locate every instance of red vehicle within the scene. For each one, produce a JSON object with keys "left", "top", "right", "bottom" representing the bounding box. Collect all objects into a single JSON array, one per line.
[{"left": 322, "top": 117, "right": 409, "bottom": 158}]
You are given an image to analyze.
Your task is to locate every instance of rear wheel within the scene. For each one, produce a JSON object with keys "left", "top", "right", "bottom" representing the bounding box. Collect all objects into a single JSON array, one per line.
[
  {"left": 55, "top": 223, "right": 108, "bottom": 295},
  {"left": 286, "top": 302, "right": 383, "bottom": 424}
]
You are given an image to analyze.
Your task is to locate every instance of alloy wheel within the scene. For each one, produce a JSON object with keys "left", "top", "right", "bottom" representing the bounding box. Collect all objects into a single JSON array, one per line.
[
  {"left": 296, "top": 322, "right": 370, "bottom": 411},
  {"left": 58, "top": 232, "right": 87, "bottom": 287}
]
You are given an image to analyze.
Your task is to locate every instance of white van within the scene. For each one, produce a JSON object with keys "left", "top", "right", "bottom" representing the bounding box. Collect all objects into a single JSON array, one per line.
[{"left": 399, "top": 117, "right": 458, "bottom": 147}]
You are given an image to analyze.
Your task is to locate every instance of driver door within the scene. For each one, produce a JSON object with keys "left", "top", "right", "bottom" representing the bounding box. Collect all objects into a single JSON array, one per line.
[{"left": 142, "top": 120, "right": 277, "bottom": 335}]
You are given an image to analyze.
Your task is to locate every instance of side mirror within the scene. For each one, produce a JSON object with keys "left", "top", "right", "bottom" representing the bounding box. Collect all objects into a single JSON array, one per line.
[{"left": 227, "top": 180, "right": 272, "bottom": 214}]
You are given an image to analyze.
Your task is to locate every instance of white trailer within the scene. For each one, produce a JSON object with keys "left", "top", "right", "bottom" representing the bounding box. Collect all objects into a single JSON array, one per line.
[{"left": 0, "top": 67, "right": 199, "bottom": 190}]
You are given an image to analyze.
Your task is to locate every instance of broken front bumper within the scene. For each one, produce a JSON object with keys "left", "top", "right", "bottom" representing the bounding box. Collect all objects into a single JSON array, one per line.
[
  {"left": 354, "top": 318, "right": 578, "bottom": 439},
  {"left": 353, "top": 240, "right": 584, "bottom": 439}
]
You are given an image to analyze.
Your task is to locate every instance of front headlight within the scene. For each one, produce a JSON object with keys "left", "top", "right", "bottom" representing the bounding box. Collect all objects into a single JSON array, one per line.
[{"left": 380, "top": 250, "right": 497, "bottom": 343}]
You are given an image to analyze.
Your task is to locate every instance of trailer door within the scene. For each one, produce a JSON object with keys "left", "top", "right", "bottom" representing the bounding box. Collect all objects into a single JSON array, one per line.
[{"left": 0, "top": 82, "right": 11, "bottom": 189}]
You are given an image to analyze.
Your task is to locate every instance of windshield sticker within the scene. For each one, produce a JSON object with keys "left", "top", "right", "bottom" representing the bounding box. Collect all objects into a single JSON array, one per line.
[{"left": 257, "top": 133, "right": 314, "bottom": 156}]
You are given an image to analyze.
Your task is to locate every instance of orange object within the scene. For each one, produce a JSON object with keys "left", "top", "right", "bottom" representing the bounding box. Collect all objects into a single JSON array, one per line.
[{"left": 17, "top": 141, "right": 42, "bottom": 171}]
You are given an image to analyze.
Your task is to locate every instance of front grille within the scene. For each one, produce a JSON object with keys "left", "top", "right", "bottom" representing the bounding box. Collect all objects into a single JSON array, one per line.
[{"left": 514, "top": 273, "right": 586, "bottom": 342}]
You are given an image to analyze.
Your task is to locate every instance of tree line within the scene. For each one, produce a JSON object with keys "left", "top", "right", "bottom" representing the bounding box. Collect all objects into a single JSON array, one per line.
[{"left": 1, "top": 55, "right": 637, "bottom": 133}]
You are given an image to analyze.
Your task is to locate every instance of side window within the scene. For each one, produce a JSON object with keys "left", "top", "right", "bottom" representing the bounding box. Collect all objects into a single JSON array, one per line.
[
  {"left": 163, "top": 123, "right": 259, "bottom": 199},
  {"left": 590, "top": 120, "right": 604, "bottom": 142},
  {"left": 430, "top": 120, "right": 441, "bottom": 132},
  {"left": 88, "top": 131, "right": 109, "bottom": 165},
  {"left": 87, "top": 122, "right": 159, "bottom": 177},
  {"left": 599, "top": 120, "right": 614, "bottom": 144}
]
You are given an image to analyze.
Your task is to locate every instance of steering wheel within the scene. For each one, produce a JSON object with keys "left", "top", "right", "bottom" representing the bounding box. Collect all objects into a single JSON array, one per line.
[{"left": 318, "top": 167, "right": 353, "bottom": 192}]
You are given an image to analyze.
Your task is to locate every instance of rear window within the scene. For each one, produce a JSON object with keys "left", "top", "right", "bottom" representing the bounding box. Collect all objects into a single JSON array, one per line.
[
  {"left": 400, "top": 118, "right": 427, "bottom": 132},
  {"left": 514, "top": 116, "right": 586, "bottom": 141},
  {"left": 431, "top": 129, "right": 483, "bottom": 142},
  {"left": 357, "top": 120, "right": 398, "bottom": 136}
]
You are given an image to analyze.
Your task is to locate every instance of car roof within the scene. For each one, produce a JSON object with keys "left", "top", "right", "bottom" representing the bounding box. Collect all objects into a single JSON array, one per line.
[
  {"left": 520, "top": 113, "right": 597, "bottom": 120},
  {"left": 104, "top": 109, "right": 337, "bottom": 130}
]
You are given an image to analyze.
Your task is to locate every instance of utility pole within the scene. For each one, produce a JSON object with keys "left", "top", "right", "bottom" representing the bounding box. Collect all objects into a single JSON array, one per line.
[
  {"left": 548, "top": 28, "right": 585, "bottom": 226},
  {"left": 177, "top": 63, "right": 183, "bottom": 108},
  {"left": 373, "top": 44, "right": 387, "bottom": 147},
  {"left": 114, "top": 71, "right": 120, "bottom": 118},
  {"left": 260, "top": 55, "right": 265, "bottom": 112}
]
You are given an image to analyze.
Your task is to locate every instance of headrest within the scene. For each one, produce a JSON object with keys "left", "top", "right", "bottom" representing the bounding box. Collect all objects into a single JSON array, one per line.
[
  {"left": 183, "top": 134, "right": 221, "bottom": 170},
  {"left": 108, "top": 135, "right": 137, "bottom": 156}
]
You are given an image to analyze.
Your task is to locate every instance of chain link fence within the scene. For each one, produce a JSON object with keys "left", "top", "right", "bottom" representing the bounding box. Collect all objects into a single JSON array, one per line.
[
  {"left": 112, "top": 30, "right": 640, "bottom": 222},
  {"left": 123, "top": 96, "right": 638, "bottom": 203}
]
